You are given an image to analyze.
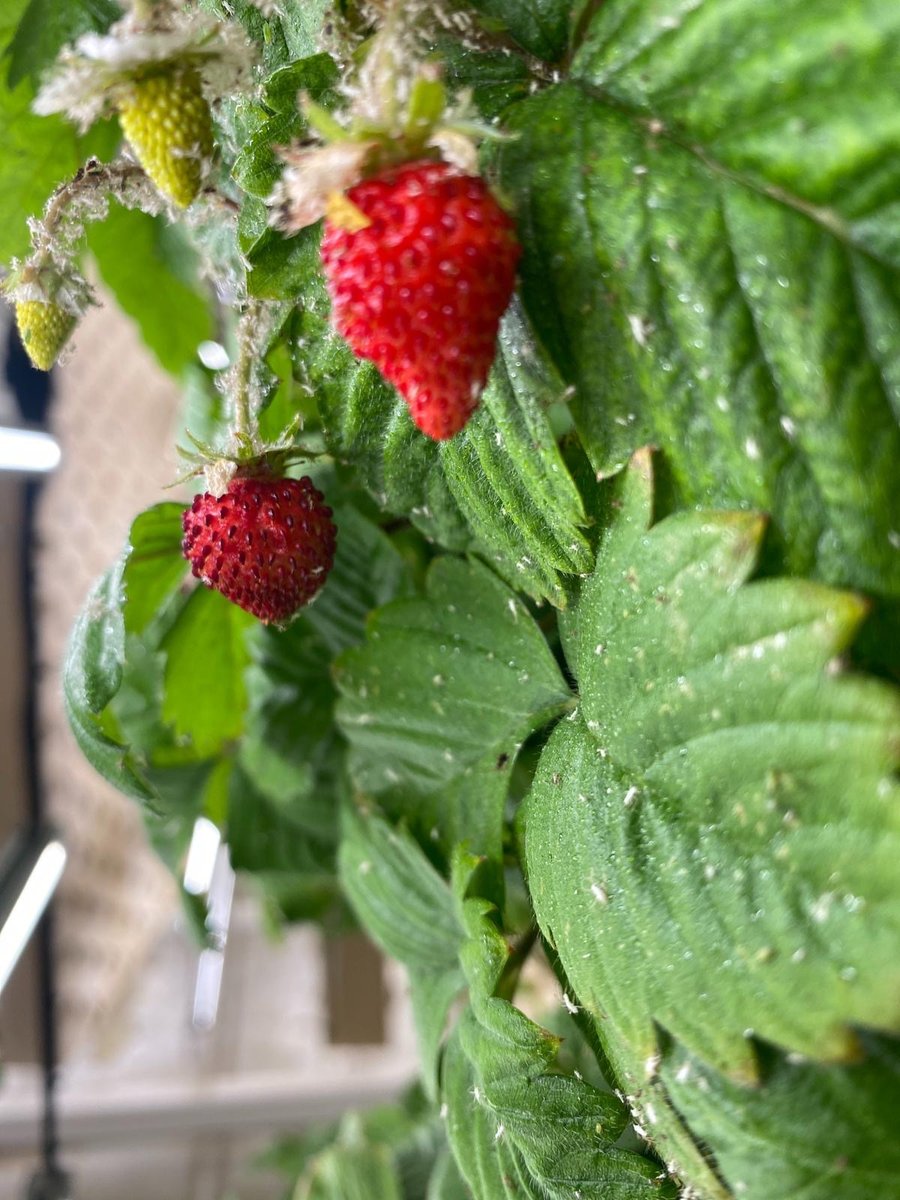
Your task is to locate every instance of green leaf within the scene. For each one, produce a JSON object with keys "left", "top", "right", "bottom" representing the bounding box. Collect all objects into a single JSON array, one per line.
[
  {"left": 161, "top": 586, "right": 254, "bottom": 757},
  {"left": 442, "top": 1035, "right": 512, "bottom": 1200},
  {"left": 439, "top": 304, "right": 592, "bottom": 606},
  {"left": 244, "top": 617, "right": 335, "bottom": 766},
  {"left": 303, "top": 1140, "right": 405, "bottom": 1200},
  {"left": 443, "top": 879, "right": 674, "bottom": 1200},
  {"left": 271, "top": 0, "right": 330, "bottom": 61},
  {"left": 574, "top": 0, "right": 900, "bottom": 210},
  {"left": 661, "top": 1032, "right": 900, "bottom": 1200},
  {"left": 525, "top": 453, "right": 900, "bottom": 1084},
  {"left": 63, "top": 688, "right": 155, "bottom": 804},
  {"left": 444, "top": 1028, "right": 670, "bottom": 1200},
  {"left": 467, "top": 0, "right": 571, "bottom": 61},
  {"left": 61, "top": 497, "right": 222, "bottom": 809},
  {"left": 109, "top": 617, "right": 233, "bottom": 819},
  {"left": 304, "top": 506, "right": 415, "bottom": 656},
  {"left": 339, "top": 803, "right": 463, "bottom": 969},
  {"left": 0, "top": 0, "right": 30, "bottom": 47},
  {"left": 427, "top": 1151, "right": 471, "bottom": 1200},
  {"left": 336, "top": 556, "right": 572, "bottom": 793},
  {"left": 227, "top": 763, "right": 336, "bottom": 879},
  {"left": 233, "top": 54, "right": 340, "bottom": 199},
  {"left": 88, "top": 207, "right": 213, "bottom": 375},
  {"left": 202, "top": 0, "right": 330, "bottom": 73},
  {"left": 65, "top": 561, "right": 125, "bottom": 714},
  {"left": 440, "top": 38, "right": 531, "bottom": 123},
  {"left": 334, "top": 556, "right": 572, "bottom": 864},
  {"left": 5, "top": 0, "right": 118, "bottom": 87},
  {"left": 121, "top": 503, "right": 187, "bottom": 636},
  {"left": 262, "top": 1092, "right": 444, "bottom": 1200},
  {"left": 240, "top": 616, "right": 341, "bottom": 842},
  {"left": 498, "top": 77, "right": 900, "bottom": 613},
  {"left": 63, "top": 565, "right": 156, "bottom": 803},
  {"left": 108, "top": 630, "right": 188, "bottom": 763},
  {"left": 246, "top": 222, "right": 321, "bottom": 299},
  {"left": 0, "top": 81, "right": 113, "bottom": 263},
  {"left": 409, "top": 970, "right": 468, "bottom": 1102},
  {"left": 339, "top": 802, "right": 465, "bottom": 1095},
  {"left": 0, "top": 0, "right": 117, "bottom": 262}
]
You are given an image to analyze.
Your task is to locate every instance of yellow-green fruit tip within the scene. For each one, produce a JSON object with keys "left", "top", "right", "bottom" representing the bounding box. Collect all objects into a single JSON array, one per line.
[
  {"left": 15, "top": 300, "right": 76, "bottom": 372},
  {"left": 117, "top": 65, "right": 214, "bottom": 208}
]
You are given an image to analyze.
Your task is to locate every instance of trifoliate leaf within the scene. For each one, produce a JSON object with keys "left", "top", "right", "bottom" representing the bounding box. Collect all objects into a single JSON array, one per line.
[{"left": 526, "top": 452, "right": 900, "bottom": 1083}]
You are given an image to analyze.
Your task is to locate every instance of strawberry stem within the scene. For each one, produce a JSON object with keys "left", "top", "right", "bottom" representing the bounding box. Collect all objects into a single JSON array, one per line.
[
  {"left": 231, "top": 304, "right": 259, "bottom": 444},
  {"left": 30, "top": 157, "right": 153, "bottom": 269}
]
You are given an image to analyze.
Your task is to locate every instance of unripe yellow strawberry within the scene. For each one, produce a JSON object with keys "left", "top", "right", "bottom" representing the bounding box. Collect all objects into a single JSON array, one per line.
[
  {"left": 15, "top": 300, "right": 76, "bottom": 371},
  {"left": 117, "top": 65, "right": 213, "bottom": 208}
]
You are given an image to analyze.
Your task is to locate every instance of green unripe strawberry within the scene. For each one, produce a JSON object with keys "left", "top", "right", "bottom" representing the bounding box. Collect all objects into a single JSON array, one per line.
[
  {"left": 117, "top": 64, "right": 213, "bottom": 208},
  {"left": 15, "top": 300, "right": 76, "bottom": 372}
]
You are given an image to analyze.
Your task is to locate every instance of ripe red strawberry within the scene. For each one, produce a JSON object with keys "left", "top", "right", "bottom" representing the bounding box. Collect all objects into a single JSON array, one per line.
[
  {"left": 181, "top": 475, "right": 336, "bottom": 625},
  {"left": 321, "top": 160, "right": 520, "bottom": 441}
]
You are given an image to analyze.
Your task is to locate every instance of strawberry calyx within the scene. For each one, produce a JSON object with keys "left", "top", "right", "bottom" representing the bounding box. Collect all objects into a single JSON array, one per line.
[
  {"left": 174, "top": 415, "right": 326, "bottom": 497},
  {"left": 270, "top": 24, "right": 507, "bottom": 234},
  {"left": 3, "top": 259, "right": 93, "bottom": 314}
]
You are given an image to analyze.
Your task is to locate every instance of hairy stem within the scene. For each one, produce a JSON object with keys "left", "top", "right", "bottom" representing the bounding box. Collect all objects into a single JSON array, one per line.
[
  {"left": 31, "top": 157, "right": 159, "bottom": 268},
  {"left": 230, "top": 301, "right": 265, "bottom": 444}
]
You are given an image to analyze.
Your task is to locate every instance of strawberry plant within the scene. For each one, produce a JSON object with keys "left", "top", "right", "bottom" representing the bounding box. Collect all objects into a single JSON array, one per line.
[{"left": 3, "top": 1, "right": 900, "bottom": 1197}]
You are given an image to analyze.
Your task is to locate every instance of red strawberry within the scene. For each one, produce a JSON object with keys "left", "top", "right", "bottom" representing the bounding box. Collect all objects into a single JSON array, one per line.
[
  {"left": 181, "top": 475, "right": 336, "bottom": 625},
  {"left": 321, "top": 160, "right": 520, "bottom": 441}
]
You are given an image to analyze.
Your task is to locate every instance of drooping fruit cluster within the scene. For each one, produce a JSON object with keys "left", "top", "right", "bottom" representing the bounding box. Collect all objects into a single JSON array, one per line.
[
  {"left": 321, "top": 160, "right": 521, "bottom": 441},
  {"left": 15, "top": 299, "right": 76, "bottom": 372},
  {"left": 181, "top": 475, "right": 337, "bottom": 626},
  {"left": 117, "top": 65, "right": 213, "bottom": 208}
]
